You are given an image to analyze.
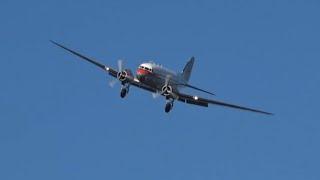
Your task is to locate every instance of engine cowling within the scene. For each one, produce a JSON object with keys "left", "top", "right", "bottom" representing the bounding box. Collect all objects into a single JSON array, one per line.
[
  {"left": 162, "top": 85, "right": 173, "bottom": 96},
  {"left": 117, "top": 69, "right": 134, "bottom": 83}
]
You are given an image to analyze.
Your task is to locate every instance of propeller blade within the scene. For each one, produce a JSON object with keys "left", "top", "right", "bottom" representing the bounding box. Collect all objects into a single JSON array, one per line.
[
  {"left": 152, "top": 93, "right": 159, "bottom": 99},
  {"left": 165, "top": 75, "right": 171, "bottom": 86},
  {"left": 152, "top": 91, "right": 161, "bottom": 99},
  {"left": 118, "top": 59, "right": 123, "bottom": 72},
  {"left": 109, "top": 79, "right": 118, "bottom": 87}
]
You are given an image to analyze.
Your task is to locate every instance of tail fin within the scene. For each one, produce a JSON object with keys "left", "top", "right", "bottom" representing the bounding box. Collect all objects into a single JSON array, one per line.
[{"left": 182, "top": 57, "right": 195, "bottom": 82}]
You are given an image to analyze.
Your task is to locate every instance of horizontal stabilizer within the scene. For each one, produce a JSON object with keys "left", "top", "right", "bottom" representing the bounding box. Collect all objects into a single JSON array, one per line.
[{"left": 174, "top": 83, "right": 215, "bottom": 96}]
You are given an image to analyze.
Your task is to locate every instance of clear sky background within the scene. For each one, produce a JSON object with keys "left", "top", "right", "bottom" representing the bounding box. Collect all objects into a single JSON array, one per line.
[{"left": 1, "top": 0, "right": 319, "bottom": 179}]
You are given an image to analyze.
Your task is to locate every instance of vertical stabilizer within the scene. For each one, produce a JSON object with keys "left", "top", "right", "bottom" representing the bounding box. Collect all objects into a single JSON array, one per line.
[{"left": 182, "top": 57, "right": 195, "bottom": 82}]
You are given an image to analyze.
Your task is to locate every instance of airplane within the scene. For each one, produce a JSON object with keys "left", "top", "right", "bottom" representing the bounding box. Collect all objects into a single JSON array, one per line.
[{"left": 50, "top": 40, "right": 272, "bottom": 115}]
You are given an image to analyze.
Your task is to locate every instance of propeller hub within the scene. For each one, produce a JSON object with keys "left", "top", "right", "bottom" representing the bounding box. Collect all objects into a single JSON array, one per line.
[
  {"left": 162, "top": 85, "right": 172, "bottom": 96},
  {"left": 117, "top": 71, "right": 127, "bottom": 81}
]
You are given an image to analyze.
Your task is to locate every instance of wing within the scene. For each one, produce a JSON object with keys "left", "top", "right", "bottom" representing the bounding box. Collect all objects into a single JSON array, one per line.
[
  {"left": 177, "top": 92, "right": 273, "bottom": 115},
  {"left": 50, "top": 40, "right": 118, "bottom": 78}
]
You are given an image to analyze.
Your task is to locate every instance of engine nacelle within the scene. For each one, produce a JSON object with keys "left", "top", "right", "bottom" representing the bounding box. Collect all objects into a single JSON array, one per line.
[{"left": 117, "top": 69, "right": 134, "bottom": 83}]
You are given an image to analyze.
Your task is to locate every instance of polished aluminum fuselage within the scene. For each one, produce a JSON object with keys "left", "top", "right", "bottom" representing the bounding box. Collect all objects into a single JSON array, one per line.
[{"left": 136, "top": 62, "right": 187, "bottom": 93}]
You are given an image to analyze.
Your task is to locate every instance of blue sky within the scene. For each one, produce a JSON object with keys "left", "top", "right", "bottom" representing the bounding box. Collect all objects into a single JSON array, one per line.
[{"left": 1, "top": 0, "right": 320, "bottom": 179}]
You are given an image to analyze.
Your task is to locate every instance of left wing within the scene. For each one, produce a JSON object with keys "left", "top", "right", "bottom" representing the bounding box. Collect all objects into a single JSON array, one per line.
[
  {"left": 50, "top": 40, "right": 157, "bottom": 93},
  {"left": 177, "top": 92, "right": 273, "bottom": 115}
]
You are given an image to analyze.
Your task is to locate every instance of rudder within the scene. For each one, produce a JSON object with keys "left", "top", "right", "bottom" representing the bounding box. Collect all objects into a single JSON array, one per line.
[{"left": 182, "top": 57, "right": 195, "bottom": 82}]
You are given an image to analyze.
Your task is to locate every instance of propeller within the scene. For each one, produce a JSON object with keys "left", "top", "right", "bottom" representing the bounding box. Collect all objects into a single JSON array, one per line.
[
  {"left": 108, "top": 59, "right": 127, "bottom": 87},
  {"left": 161, "top": 75, "right": 174, "bottom": 96},
  {"left": 152, "top": 75, "right": 172, "bottom": 99}
]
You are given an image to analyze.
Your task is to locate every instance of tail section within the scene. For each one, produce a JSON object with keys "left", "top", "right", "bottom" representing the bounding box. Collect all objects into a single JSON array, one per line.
[
  {"left": 179, "top": 57, "right": 215, "bottom": 96},
  {"left": 182, "top": 57, "right": 195, "bottom": 82}
]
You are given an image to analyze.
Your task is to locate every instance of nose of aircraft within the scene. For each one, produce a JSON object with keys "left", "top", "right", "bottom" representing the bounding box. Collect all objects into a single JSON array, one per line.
[
  {"left": 136, "top": 68, "right": 151, "bottom": 81},
  {"left": 136, "top": 68, "right": 148, "bottom": 75}
]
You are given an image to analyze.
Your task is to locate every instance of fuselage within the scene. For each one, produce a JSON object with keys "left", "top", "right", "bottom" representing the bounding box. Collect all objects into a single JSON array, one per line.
[{"left": 136, "top": 62, "right": 187, "bottom": 93}]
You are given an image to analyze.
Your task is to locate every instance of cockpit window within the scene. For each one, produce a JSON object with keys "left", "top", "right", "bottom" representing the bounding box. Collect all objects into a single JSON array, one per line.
[{"left": 140, "top": 66, "right": 152, "bottom": 72}]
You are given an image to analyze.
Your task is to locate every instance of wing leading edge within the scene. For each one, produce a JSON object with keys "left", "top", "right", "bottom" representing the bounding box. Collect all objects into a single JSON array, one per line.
[{"left": 50, "top": 40, "right": 118, "bottom": 78}]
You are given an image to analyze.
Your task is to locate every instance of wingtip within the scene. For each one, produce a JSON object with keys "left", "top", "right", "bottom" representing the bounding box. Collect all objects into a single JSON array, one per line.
[
  {"left": 50, "top": 40, "right": 59, "bottom": 47},
  {"left": 50, "top": 40, "right": 60, "bottom": 46},
  {"left": 260, "top": 111, "right": 274, "bottom": 116}
]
